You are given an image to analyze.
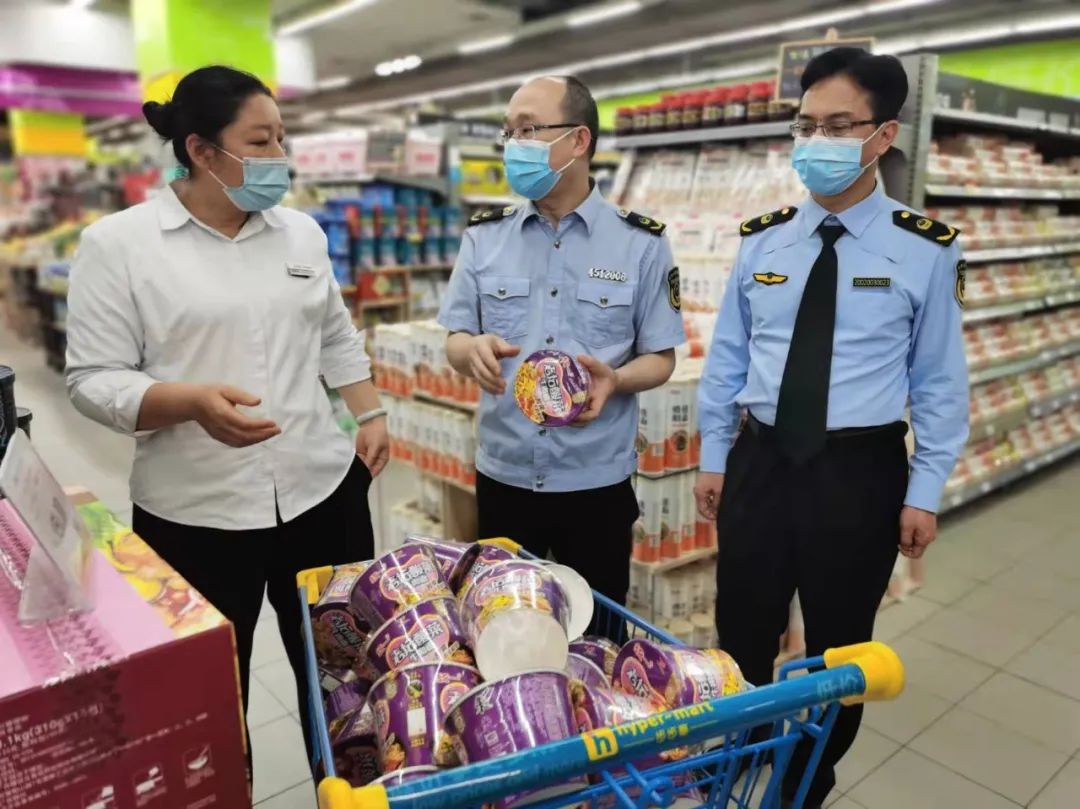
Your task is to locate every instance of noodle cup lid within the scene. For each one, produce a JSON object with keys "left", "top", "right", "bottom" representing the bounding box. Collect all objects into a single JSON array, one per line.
[
  {"left": 474, "top": 609, "right": 570, "bottom": 681},
  {"left": 370, "top": 765, "right": 441, "bottom": 788},
  {"left": 535, "top": 561, "right": 594, "bottom": 641},
  {"left": 567, "top": 653, "right": 611, "bottom": 693},
  {"left": 513, "top": 350, "right": 590, "bottom": 426}
]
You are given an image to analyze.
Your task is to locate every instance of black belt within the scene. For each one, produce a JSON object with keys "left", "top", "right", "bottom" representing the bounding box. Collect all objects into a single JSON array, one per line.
[{"left": 746, "top": 413, "right": 907, "bottom": 442}]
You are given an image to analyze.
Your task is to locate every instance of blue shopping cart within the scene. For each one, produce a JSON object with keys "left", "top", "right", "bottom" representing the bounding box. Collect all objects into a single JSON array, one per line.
[{"left": 297, "top": 541, "right": 904, "bottom": 809}]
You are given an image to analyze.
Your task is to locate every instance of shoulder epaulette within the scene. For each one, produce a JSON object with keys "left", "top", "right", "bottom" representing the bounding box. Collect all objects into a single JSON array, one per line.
[
  {"left": 739, "top": 206, "right": 797, "bottom": 237},
  {"left": 617, "top": 208, "right": 665, "bottom": 236},
  {"left": 468, "top": 205, "right": 517, "bottom": 226},
  {"left": 892, "top": 210, "right": 959, "bottom": 246}
]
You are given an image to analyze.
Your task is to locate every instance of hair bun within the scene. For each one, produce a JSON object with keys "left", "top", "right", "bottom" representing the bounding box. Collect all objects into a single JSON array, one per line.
[{"left": 142, "top": 100, "right": 177, "bottom": 138}]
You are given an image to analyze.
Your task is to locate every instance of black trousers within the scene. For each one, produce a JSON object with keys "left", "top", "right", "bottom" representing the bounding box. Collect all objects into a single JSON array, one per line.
[
  {"left": 132, "top": 458, "right": 374, "bottom": 777},
  {"left": 715, "top": 419, "right": 907, "bottom": 807},
  {"left": 476, "top": 472, "right": 639, "bottom": 620}
]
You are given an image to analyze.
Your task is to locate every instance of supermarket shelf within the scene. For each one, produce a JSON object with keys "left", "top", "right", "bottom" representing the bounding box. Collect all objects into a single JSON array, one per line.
[
  {"left": 636, "top": 465, "right": 698, "bottom": 481},
  {"left": 366, "top": 264, "right": 453, "bottom": 274},
  {"left": 924, "top": 184, "right": 1080, "bottom": 200},
  {"left": 631, "top": 546, "right": 717, "bottom": 573},
  {"left": 967, "top": 406, "right": 1028, "bottom": 445},
  {"left": 358, "top": 296, "right": 409, "bottom": 310},
  {"left": 933, "top": 107, "right": 1080, "bottom": 139},
  {"left": 417, "top": 467, "right": 476, "bottom": 496},
  {"left": 412, "top": 390, "right": 478, "bottom": 413},
  {"left": 611, "top": 120, "right": 792, "bottom": 149},
  {"left": 968, "top": 340, "right": 1080, "bottom": 386},
  {"left": 1029, "top": 387, "right": 1080, "bottom": 419},
  {"left": 302, "top": 173, "right": 449, "bottom": 196},
  {"left": 963, "top": 298, "right": 1046, "bottom": 324},
  {"left": 942, "top": 437, "right": 1080, "bottom": 514},
  {"left": 964, "top": 242, "right": 1080, "bottom": 263}
]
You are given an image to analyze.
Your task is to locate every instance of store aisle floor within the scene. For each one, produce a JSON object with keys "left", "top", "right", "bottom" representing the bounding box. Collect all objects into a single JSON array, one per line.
[{"left": 4, "top": 325, "right": 1080, "bottom": 808}]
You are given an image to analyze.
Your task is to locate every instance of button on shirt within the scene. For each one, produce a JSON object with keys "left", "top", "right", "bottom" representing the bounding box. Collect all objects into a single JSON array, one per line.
[
  {"left": 438, "top": 184, "right": 686, "bottom": 492},
  {"left": 65, "top": 185, "right": 371, "bottom": 530},
  {"left": 699, "top": 183, "right": 969, "bottom": 511}
]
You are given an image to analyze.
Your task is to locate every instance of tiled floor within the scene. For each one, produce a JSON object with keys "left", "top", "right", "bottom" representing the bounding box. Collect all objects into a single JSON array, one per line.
[{"left": 5, "top": 324, "right": 1080, "bottom": 808}]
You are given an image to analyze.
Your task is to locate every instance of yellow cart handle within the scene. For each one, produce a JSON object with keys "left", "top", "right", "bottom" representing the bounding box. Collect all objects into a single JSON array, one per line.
[{"left": 823, "top": 640, "right": 905, "bottom": 705}]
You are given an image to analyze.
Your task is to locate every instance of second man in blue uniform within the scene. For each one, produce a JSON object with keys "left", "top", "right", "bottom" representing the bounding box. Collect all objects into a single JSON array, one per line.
[
  {"left": 439, "top": 76, "right": 686, "bottom": 607},
  {"left": 694, "top": 49, "right": 969, "bottom": 808}
]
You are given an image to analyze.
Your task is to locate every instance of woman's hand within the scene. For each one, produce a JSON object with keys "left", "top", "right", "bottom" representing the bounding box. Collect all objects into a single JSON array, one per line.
[
  {"left": 190, "top": 385, "right": 281, "bottom": 447},
  {"left": 356, "top": 415, "right": 389, "bottom": 477}
]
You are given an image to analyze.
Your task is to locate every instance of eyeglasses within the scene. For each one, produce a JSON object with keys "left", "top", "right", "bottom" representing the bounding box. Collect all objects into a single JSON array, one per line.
[
  {"left": 499, "top": 123, "right": 580, "bottom": 144},
  {"left": 789, "top": 119, "right": 878, "bottom": 139}
]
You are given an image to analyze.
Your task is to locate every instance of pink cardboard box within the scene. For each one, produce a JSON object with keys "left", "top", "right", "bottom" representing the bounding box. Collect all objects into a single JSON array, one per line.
[{"left": 0, "top": 493, "right": 249, "bottom": 809}]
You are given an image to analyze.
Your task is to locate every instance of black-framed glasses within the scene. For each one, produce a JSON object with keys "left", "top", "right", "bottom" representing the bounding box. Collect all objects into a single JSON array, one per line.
[
  {"left": 789, "top": 119, "right": 878, "bottom": 139},
  {"left": 499, "top": 123, "right": 580, "bottom": 144}
]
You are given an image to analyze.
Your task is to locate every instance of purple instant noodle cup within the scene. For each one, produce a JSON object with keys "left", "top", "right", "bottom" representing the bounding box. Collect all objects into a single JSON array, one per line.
[
  {"left": 513, "top": 349, "right": 591, "bottom": 427},
  {"left": 613, "top": 639, "right": 746, "bottom": 709},
  {"left": 326, "top": 678, "right": 372, "bottom": 727},
  {"left": 458, "top": 560, "right": 571, "bottom": 680},
  {"left": 363, "top": 596, "right": 475, "bottom": 676},
  {"left": 454, "top": 543, "right": 517, "bottom": 596},
  {"left": 569, "top": 636, "right": 621, "bottom": 681},
  {"left": 567, "top": 653, "right": 610, "bottom": 694},
  {"left": 329, "top": 703, "right": 380, "bottom": 788},
  {"left": 444, "top": 670, "right": 588, "bottom": 809},
  {"left": 350, "top": 544, "right": 452, "bottom": 629},
  {"left": 404, "top": 535, "right": 483, "bottom": 593},
  {"left": 312, "top": 563, "right": 371, "bottom": 670},
  {"left": 368, "top": 661, "right": 482, "bottom": 772}
]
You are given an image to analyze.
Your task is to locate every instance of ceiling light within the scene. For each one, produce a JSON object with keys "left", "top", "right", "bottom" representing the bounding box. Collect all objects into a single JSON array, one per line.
[
  {"left": 278, "top": 0, "right": 381, "bottom": 37},
  {"left": 458, "top": 34, "right": 516, "bottom": 55},
  {"left": 567, "top": 0, "right": 643, "bottom": 28},
  {"left": 317, "top": 75, "right": 351, "bottom": 90},
  {"left": 334, "top": 0, "right": 956, "bottom": 116},
  {"left": 374, "top": 54, "right": 422, "bottom": 77},
  {"left": 70, "top": 0, "right": 96, "bottom": 8}
]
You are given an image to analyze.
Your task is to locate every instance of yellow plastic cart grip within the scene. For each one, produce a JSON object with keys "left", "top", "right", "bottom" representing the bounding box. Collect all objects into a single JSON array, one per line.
[
  {"left": 317, "top": 777, "right": 388, "bottom": 809},
  {"left": 478, "top": 537, "right": 522, "bottom": 554},
  {"left": 297, "top": 565, "right": 335, "bottom": 605},
  {"left": 823, "top": 641, "right": 905, "bottom": 706}
]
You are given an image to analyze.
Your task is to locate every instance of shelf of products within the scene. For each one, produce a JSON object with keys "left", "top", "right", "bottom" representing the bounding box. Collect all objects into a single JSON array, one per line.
[
  {"left": 964, "top": 243, "right": 1080, "bottom": 263},
  {"left": 612, "top": 120, "right": 792, "bottom": 150},
  {"left": 925, "top": 184, "right": 1080, "bottom": 200},
  {"left": 969, "top": 339, "right": 1080, "bottom": 386},
  {"left": 933, "top": 107, "right": 1080, "bottom": 139},
  {"left": 944, "top": 435, "right": 1080, "bottom": 513}
]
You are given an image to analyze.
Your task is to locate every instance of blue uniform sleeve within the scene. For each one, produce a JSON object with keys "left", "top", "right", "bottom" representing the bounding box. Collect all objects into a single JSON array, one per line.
[
  {"left": 698, "top": 249, "right": 753, "bottom": 474},
  {"left": 634, "top": 235, "right": 687, "bottom": 354},
  {"left": 437, "top": 230, "right": 481, "bottom": 335},
  {"left": 906, "top": 243, "right": 970, "bottom": 511}
]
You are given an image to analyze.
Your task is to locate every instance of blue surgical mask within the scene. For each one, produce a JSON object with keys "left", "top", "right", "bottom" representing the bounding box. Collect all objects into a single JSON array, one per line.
[
  {"left": 791, "top": 123, "right": 885, "bottom": 196},
  {"left": 503, "top": 127, "right": 579, "bottom": 200},
  {"left": 211, "top": 147, "right": 290, "bottom": 211}
]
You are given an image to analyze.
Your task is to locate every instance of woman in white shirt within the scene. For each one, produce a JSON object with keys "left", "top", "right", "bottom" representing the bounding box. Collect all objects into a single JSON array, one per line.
[{"left": 65, "top": 66, "right": 387, "bottom": 768}]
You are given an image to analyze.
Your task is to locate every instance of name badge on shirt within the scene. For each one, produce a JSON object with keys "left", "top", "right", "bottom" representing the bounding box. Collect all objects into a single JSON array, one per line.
[
  {"left": 287, "top": 263, "right": 315, "bottom": 278},
  {"left": 588, "top": 268, "right": 628, "bottom": 283},
  {"left": 852, "top": 277, "right": 891, "bottom": 288}
]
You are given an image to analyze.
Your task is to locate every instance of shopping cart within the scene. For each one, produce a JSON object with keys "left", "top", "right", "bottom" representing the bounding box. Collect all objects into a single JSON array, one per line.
[{"left": 297, "top": 544, "right": 904, "bottom": 809}]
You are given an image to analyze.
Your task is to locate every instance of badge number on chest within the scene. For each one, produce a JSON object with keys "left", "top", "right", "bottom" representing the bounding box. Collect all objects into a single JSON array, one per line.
[
  {"left": 588, "top": 268, "right": 628, "bottom": 283},
  {"left": 287, "top": 263, "right": 315, "bottom": 278}
]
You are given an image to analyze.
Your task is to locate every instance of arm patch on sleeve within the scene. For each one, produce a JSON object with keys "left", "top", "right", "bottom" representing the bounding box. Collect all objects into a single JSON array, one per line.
[
  {"left": 668, "top": 267, "right": 681, "bottom": 312},
  {"left": 955, "top": 259, "right": 966, "bottom": 308}
]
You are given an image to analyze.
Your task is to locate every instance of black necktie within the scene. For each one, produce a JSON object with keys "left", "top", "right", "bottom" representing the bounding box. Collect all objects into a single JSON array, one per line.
[{"left": 773, "top": 223, "right": 845, "bottom": 463}]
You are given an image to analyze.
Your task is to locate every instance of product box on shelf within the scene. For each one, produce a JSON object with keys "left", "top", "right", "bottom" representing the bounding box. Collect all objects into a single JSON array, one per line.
[{"left": 0, "top": 493, "right": 248, "bottom": 809}]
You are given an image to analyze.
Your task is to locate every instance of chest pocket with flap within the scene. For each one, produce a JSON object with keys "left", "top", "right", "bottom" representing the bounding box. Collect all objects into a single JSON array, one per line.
[
  {"left": 479, "top": 276, "right": 530, "bottom": 339},
  {"left": 576, "top": 279, "right": 635, "bottom": 348}
]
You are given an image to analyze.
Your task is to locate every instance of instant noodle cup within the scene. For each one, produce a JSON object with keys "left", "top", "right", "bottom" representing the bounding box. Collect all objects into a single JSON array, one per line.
[
  {"left": 513, "top": 349, "right": 591, "bottom": 426},
  {"left": 312, "top": 563, "right": 371, "bottom": 669},
  {"left": 404, "top": 535, "right": 482, "bottom": 592},
  {"left": 370, "top": 765, "right": 441, "bottom": 787},
  {"left": 567, "top": 653, "right": 610, "bottom": 693},
  {"left": 369, "top": 661, "right": 482, "bottom": 771},
  {"left": 454, "top": 543, "right": 516, "bottom": 596},
  {"left": 459, "top": 560, "right": 571, "bottom": 680},
  {"left": 569, "top": 636, "right": 620, "bottom": 680},
  {"left": 613, "top": 639, "right": 745, "bottom": 708},
  {"left": 329, "top": 704, "right": 380, "bottom": 788},
  {"left": 326, "top": 679, "right": 371, "bottom": 726},
  {"left": 364, "top": 596, "right": 474, "bottom": 675},
  {"left": 537, "top": 561, "right": 594, "bottom": 641},
  {"left": 444, "top": 670, "right": 587, "bottom": 808},
  {"left": 350, "top": 544, "right": 452, "bottom": 628}
]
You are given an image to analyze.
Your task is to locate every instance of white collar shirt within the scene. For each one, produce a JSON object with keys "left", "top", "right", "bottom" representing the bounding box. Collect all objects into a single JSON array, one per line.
[{"left": 65, "top": 184, "right": 370, "bottom": 530}]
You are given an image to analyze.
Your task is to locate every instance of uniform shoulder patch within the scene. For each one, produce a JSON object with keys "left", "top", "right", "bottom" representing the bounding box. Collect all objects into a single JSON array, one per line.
[
  {"left": 468, "top": 205, "right": 517, "bottom": 226},
  {"left": 739, "top": 206, "right": 797, "bottom": 237},
  {"left": 892, "top": 210, "right": 959, "bottom": 246},
  {"left": 617, "top": 208, "right": 666, "bottom": 235}
]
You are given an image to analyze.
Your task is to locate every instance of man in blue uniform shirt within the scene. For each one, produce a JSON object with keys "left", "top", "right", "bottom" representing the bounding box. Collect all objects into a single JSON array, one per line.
[
  {"left": 693, "top": 49, "right": 968, "bottom": 807},
  {"left": 439, "top": 75, "right": 686, "bottom": 606}
]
